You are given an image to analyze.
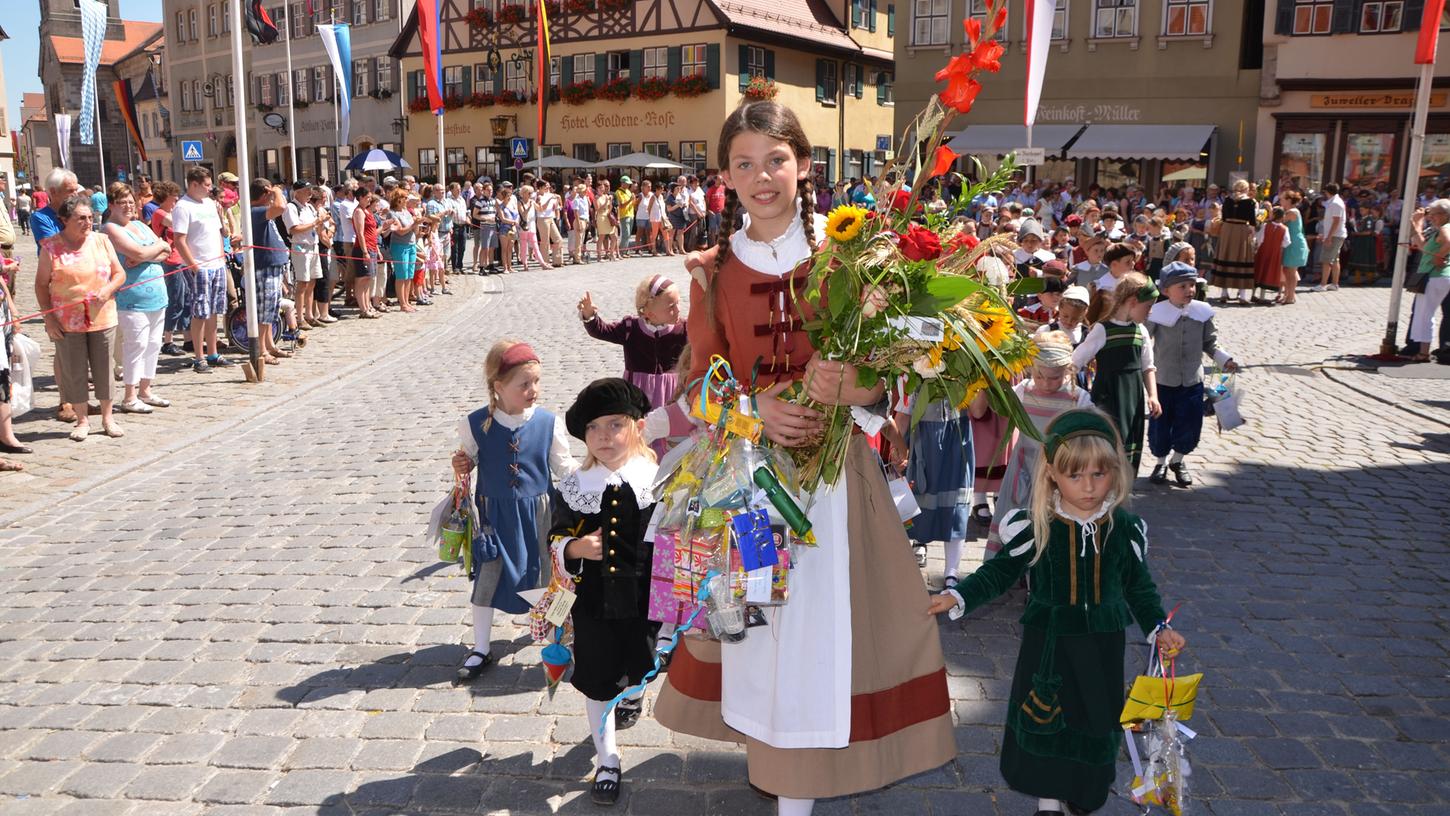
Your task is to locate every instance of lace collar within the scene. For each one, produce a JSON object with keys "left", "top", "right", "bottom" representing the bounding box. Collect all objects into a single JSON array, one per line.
[
  {"left": 730, "top": 201, "right": 825, "bottom": 276},
  {"left": 559, "top": 455, "right": 659, "bottom": 514}
]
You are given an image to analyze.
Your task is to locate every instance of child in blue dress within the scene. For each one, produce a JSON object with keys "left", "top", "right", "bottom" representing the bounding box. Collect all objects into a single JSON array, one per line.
[
  {"left": 450, "top": 340, "right": 577, "bottom": 679},
  {"left": 894, "top": 392, "right": 974, "bottom": 588}
]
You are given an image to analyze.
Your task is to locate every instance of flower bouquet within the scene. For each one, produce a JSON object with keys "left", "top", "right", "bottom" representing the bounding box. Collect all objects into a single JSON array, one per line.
[{"left": 784, "top": 0, "right": 1042, "bottom": 491}]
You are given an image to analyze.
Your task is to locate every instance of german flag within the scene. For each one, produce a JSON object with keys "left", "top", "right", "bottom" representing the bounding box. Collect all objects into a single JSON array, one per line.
[
  {"left": 112, "top": 78, "right": 146, "bottom": 163},
  {"left": 537, "top": 1, "right": 551, "bottom": 153}
]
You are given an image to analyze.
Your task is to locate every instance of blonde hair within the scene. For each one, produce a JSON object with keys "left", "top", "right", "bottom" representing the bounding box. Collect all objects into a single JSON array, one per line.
[
  {"left": 634, "top": 274, "right": 677, "bottom": 313},
  {"left": 579, "top": 415, "right": 656, "bottom": 470},
  {"left": 481, "top": 339, "right": 541, "bottom": 433},
  {"left": 1231, "top": 179, "right": 1252, "bottom": 195},
  {"left": 1030, "top": 330, "right": 1077, "bottom": 391},
  {"left": 1108, "top": 271, "right": 1152, "bottom": 322},
  {"left": 1026, "top": 411, "right": 1130, "bottom": 564}
]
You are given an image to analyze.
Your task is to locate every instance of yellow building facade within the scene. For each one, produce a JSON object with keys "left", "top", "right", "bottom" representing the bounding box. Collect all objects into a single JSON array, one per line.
[{"left": 389, "top": 0, "right": 897, "bottom": 184}]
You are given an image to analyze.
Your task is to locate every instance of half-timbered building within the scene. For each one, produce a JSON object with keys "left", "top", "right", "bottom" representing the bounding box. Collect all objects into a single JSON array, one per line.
[{"left": 388, "top": 0, "right": 896, "bottom": 184}]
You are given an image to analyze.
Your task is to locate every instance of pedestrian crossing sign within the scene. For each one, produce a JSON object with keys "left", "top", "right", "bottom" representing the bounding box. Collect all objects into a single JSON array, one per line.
[
  {"left": 510, "top": 138, "right": 529, "bottom": 159},
  {"left": 181, "top": 141, "right": 204, "bottom": 162}
]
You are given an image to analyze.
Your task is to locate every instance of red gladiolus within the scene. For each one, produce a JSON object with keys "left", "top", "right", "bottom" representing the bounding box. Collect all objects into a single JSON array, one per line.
[
  {"left": 964, "top": 17, "right": 981, "bottom": 47},
  {"left": 947, "top": 231, "right": 980, "bottom": 253},
  {"left": 939, "top": 73, "right": 982, "bottom": 114},
  {"left": 993, "top": 3, "right": 1008, "bottom": 31},
  {"left": 931, "top": 145, "right": 959, "bottom": 178},
  {"left": 899, "top": 224, "right": 943, "bottom": 262},
  {"left": 970, "top": 40, "right": 1004, "bottom": 73},
  {"left": 890, "top": 188, "right": 915, "bottom": 213}
]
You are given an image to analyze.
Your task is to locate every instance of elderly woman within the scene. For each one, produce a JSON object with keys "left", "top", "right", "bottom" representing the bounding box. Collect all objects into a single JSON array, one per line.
[
  {"left": 1408, "top": 199, "right": 1450, "bottom": 362},
  {"left": 101, "top": 182, "right": 173, "bottom": 414},
  {"left": 35, "top": 194, "right": 128, "bottom": 441}
]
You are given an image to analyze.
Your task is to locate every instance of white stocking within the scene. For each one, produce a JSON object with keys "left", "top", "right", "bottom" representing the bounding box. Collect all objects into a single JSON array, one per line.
[
  {"left": 467, "top": 604, "right": 494, "bottom": 665},
  {"left": 943, "top": 538, "right": 965, "bottom": 579},
  {"left": 584, "top": 698, "right": 620, "bottom": 776},
  {"left": 778, "top": 796, "right": 815, "bottom": 816}
]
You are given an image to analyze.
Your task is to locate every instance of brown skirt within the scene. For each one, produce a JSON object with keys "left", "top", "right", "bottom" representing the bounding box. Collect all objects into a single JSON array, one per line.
[
  {"left": 1213, "top": 220, "right": 1257, "bottom": 287},
  {"left": 654, "top": 437, "right": 957, "bottom": 799}
]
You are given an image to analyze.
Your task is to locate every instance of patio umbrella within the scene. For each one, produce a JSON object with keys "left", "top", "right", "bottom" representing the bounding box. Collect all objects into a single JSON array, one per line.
[
  {"left": 345, "top": 148, "right": 410, "bottom": 172},
  {"left": 1162, "top": 166, "right": 1207, "bottom": 183},
  {"left": 593, "top": 151, "right": 687, "bottom": 170},
  {"left": 521, "top": 155, "right": 595, "bottom": 170}
]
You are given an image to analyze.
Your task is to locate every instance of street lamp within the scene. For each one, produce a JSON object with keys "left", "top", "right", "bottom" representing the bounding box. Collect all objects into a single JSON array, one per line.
[{"left": 490, "top": 115, "right": 515, "bottom": 138}]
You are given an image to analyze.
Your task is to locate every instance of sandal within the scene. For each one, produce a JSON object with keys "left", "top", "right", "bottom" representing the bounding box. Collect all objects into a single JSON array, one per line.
[
  {"left": 0, "top": 460, "right": 22, "bottom": 472},
  {"left": 615, "top": 697, "right": 643, "bottom": 730},
  {"left": 102, "top": 423, "right": 126, "bottom": 439},
  {"left": 590, "top": 766, "right": 622, "bottom": 806},
  {"left": 455, "top": 650, "right": 493, "bottom": 681},
  {"left": 138, "top": 394, "right": 171, "bottom": 408},
  {"left": 69, "top": 425, "right": 90, "bottom": 442}
]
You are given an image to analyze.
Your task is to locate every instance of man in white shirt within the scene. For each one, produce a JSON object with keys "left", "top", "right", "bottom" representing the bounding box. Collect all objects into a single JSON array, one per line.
[
  {"left": 1316, "top": 182, "right": 1348, "bottom": 292},
  {"left": 686, "top": 175, "right": 707, "bottom": 251},
  {"left": 284, "top": 185, "right": 324, "bottom": 327},
  {"left": 535, "top": 180, "right": 564, "bottom": 267},
  {"left": 170, "top": 167, "right": 234, "bottom": 373},
  {"left": 332, "top": 182, "right": 360, "bottom": 303}
]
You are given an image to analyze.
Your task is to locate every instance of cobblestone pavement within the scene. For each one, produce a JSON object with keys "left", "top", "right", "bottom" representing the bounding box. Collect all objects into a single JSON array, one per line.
[{"left": 1, "top": 254, "right": 1447, "bottom": 816}]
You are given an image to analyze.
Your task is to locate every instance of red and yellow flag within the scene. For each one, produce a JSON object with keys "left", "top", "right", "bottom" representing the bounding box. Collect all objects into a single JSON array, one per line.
[
  {"left": 112, "top": 78, "right": 147, "bottom": 163},
  {"left": 537, "top": 1, "right": 552, "bottom": 151}
]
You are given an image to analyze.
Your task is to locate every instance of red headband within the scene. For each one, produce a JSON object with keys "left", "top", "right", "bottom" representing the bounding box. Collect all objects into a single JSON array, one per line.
[
  {"left": 648, "top": 275, "right": 674, "bottom": 298},
  {"left": 498, "top": 343, "right": 540, "bottom": 377}
]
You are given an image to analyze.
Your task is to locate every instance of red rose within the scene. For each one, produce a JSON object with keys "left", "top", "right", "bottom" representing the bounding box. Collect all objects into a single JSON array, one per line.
[
  {"left": 899, "top": 224, "right": 942, "bottom": 262},
  {"left": 890, "top": 188, "right": 915, "bottom": 212},
  {"left": 947, "top": 231, "right": 980, "bottom": 253}
]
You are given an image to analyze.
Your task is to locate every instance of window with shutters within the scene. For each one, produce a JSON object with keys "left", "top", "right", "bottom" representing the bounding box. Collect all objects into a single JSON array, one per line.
[
  {"left": 574, "top": 53, "right": 595, "bottom": 83},
  {"left": 319, "top": 145, "right": 333, "bottom": 180},
  {"left": 355, "top": 60, "right": 371, "bottom": 97},
  {"left": 375, "top": 63, "right": 393, "bottom": 92},
  {"left": 821, "top": 60, "right": 838, "bottom": 105},
  {"left": 374, "top": 0, "right": 390, "bottom": 21},
  {"left": 444, "top": 65, "right": 466, "bottom": 99},
  {"left": 447, "top": 148, "right": 468, "bottom": 179},
  {"left": 290, "top": 3, "right": 304, "bottom": 36},
  {"left": 353, "top": 0, "right": 368, "bottom": 23},
  {"left": 1291, "top": 0, "right": 1332, "bottom": 34},
  {"left": 574, "top": 143, "right": 600, "bottom": 162},
  {"left": 176, "top": 12, "right": 186, "bottom": 42},
  {"left": 682, "top": 44, "right": 707, "bottom": 76},
  {"left": 912, "top": 0, "right": 949, "bottom": 45},
  {"left": 550, "top": 56, "right": 561, "bottom": 87},
  {"left": 847, "top": 149, "right": 864, "bottom": 181},
  {"left": 506, "top": 60, "right": 528, "bottom": 93},
  {"left": 270, "top": 6, "right": 282, "bottom": 34},
  {"left": 296, "top": 69, "right": 310, "bottom": 103},
  {"left": 222, "top": 1, "right": 231, "bottom": 33},
  {"left": 680, "top": 141, "right": 707, "bottom": 173},
  {"left": 969, "top": 0, "right": 1008, "bottom": 40},
  {"left": 812, "top": 147, "right": 829, "bottom": 180},
  {"left": 877, "top": 70, "right": 894, "bottom": 105},
  {"left": 888, "top": 3, "right": 895, "bottom": 34},
  {"left": 1093, "top": 0, "right": 1136, "bottom": 37},
  {"left": 419, "top": 148, "right": 437, "bottom": 180},
  {"left": 1050, "top": 0, "right": 1068, "bottom": 38},
  {"left": 608, "top": 143, "right": 631, "bottom": 159},
  {"left": 1164, "top": 0, "right": 1209, "bottom": 35},
  {"left": 260, "top": 74, "right": 275, "bottom": 106},
  {"left": 1359, "top": 1, "right": 1403, "bottom": 32},
  {"left": 277, "top": 72, "right": 289, "bottom": 105},
  {"left": 643, "top": 140, "right": 669, "bottom": 158},
  {"left": 208, "top": 4, "right": 218, "bottom": 37},
  {"left": 541, "top": 144, "right": 563, "bottom": 158},
  {"left": 746, "top": 46, "right": 767, "bottom": 78},
  {"left": 189, "top": 8, "right": 199, "bottom": 40},
  {"left": 314, "top": 66, "right": 330, "bottom": 101},
  {"left": 606, "top": 51, "right": 630, "bottom": 81},
  {"left": 851, "top": 0, "right": 863, "bottom": 27},
  {"left": 845, "top": 64, "right": 860, "bottom": 97},
  {"left": 642, "top": 47, "right": 668, "bottom": 78}
]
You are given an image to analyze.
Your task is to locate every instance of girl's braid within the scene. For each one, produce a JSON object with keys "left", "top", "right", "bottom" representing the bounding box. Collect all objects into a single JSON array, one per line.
[{"left": 798, "top": 178, "right": 817, "bottom": 249}]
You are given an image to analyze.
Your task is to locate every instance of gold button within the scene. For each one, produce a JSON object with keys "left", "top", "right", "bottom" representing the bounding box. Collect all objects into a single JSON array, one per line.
[
  {"left": 609, "top": 566, "right": 617, "bottom": 573},
  {"left": 608, "top": 549, "right": 616, "bottom": 556},
  {"left": 610, "top": 517, "right": 618, "bottom": 524},
  {"left": 611, "top": 499, "right": 619, "bottom": 507},
  {"left": 609, "top": 530, "right": 618, "bottom": 537}
]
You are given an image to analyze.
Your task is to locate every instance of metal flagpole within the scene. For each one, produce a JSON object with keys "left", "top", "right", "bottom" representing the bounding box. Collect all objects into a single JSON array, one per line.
[
  {"left": 330, "top": 11, "right": 339, "bottom": 182},
  {"left": 437, "top": 115, "right": 445, "bottom": 188},
  {"left": 283, "top": 1, "right": 298, "bottom": 182},
  {"left": 229, "top": 0, "right": 262, "bottom": 377},
  {"left": 97, "top": 111, "right": 107, "bottom": 188},
  {"left": 1379, "top": 57, "right": 1437, "bottom": 358}
]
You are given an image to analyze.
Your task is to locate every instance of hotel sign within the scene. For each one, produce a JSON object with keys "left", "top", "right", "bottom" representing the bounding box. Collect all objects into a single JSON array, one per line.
[{"left": 1311, "top": 92, "right": 1448, "bottom": 109}]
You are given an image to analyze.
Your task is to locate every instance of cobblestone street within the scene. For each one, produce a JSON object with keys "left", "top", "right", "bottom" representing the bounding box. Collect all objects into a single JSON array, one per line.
[{"left": 1, "top": 254, "right": 1447, "bottom": 816}]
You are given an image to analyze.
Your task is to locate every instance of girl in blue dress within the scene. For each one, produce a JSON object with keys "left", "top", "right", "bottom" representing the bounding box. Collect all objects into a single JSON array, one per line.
[
  {"left": 895, "top": 390, "right": 974, "bottom": 589},
  {"left": 450, "top": 340, "right": 577, "bottom": 679}
]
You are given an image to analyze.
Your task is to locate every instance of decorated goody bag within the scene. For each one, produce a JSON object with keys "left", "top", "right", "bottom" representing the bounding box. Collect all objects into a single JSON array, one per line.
[
  {"left": 1203, "top": 368, "right": 1245, "bottom": 433},
  {"left": 1121, "top": 635, "right": 1200, "bottom": 816}
]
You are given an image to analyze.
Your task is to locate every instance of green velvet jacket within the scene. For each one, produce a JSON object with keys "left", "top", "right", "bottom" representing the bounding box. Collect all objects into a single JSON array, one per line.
[{"left": 952, "top": 506, "right": 1168, "bottom": 639}]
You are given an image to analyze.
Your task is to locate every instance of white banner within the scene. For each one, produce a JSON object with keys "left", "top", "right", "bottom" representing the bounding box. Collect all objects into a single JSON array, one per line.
[
  {"left": 55, "top": 113, "right": 72, "bottom": 169},
  {"left": 316, "top": 24, "right": 352, "bottom": 150},
  {"left": 1024, "top": 0, "right": 1056, "bottom": 133},
  {"left": 78, "top": 0, "right": 107, "bottom": 145}
]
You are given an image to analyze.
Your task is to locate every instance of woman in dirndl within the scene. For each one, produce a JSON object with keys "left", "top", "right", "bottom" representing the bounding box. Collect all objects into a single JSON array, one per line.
[
  {"left": 1253, "top": 206, "right": 1288, "bottom": 305},
  {"left": 1213, "top": 179, "right": 1259, "bottom": 305}
]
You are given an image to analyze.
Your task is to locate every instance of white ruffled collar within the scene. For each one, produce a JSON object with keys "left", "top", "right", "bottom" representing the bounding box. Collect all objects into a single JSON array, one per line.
[
  {"left": 731, "top": 201, "right": 827, "bottom": 276},
  {"left": 491, "top": 405, "right": 536, "bottom": 431},
  {"left": 1054, "top": 492, "right": 1116, "bottom": 555},
  {"left": 1148, "top": 299, "right": 1215, "bottom": 327},
  {"left": 559, "top": 454, "right": 659, "bottom": 513}
]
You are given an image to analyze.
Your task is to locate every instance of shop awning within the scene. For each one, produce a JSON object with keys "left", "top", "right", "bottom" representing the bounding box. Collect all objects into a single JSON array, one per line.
[
  {"left": 1065, "top": 124, "right": 1216, "bottom": 160},
  {"left": 944, "top": 124, "right": 1084, "bottom": 156}
]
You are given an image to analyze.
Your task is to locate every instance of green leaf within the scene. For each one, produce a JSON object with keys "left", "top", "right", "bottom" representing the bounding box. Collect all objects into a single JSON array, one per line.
[
  {"left": 856, "top": 365, "right": 881, "bottom": 390},
  {"left": 1008, "top": 277, "right": 1047, "bottom": 296},
  {"left": 910, "top": 275, "right": 985, "bottom": 314},
  {"left": 827, "top": 277, "right": 853, "bottom": 321}
]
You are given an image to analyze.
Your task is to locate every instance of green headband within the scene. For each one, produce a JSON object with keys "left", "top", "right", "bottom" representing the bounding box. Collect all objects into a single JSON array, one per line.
[
  {"left": 1135, "top": 282, "right": 1160, "bottom": 303},
  {"left": 1044, "top": 409, "right": 1120, "bottom": 461}
]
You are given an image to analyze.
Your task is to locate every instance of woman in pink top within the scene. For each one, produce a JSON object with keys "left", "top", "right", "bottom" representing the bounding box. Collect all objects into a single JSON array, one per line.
[{"left": 35, "top": 194, "right": 128, "bottom": 441}]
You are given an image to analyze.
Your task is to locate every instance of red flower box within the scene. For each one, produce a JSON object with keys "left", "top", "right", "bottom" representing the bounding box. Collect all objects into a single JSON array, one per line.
[
  {"left": 636, "top": 76, "right": 671, "bottom": 101},
  {"left": 596, "top": 76, "right": 632, "bottom": 101},
  {"left": 498, "top": 4, "right": 527, "bottom": 24},
  {"left": 561, "top": 81, "right": 596, "bottom": 105},
  {"left": 672, "top": 73, "right": 710, "bottom": 98}
]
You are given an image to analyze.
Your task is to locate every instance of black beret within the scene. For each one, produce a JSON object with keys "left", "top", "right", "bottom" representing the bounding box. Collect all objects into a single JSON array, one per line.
[{"left": 565, "top": 378, "right": 652, "bottom": 440}]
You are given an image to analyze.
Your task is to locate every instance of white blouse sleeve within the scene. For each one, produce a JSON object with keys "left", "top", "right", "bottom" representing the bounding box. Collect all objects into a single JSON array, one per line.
[
  {"left": 1072, "top": 323, "right": 1107, "bottom": 370},
  {"left": 550, "top": 415, "right": 580, "bottom": 479},
  {"left": 642, "top": 406, "right": 671, "bottom": 444},
  {"left": 1139, "top": 326, "right": 1156, "bottom": 372},
  {"left": 457, "top": 416, "right": 479, "bottom": 458}
]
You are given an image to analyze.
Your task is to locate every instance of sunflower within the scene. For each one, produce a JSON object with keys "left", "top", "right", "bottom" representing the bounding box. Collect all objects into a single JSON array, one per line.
[
  {"left": 825, "top": 205, "right": 868, "bottom": 243},
  {"left": 956, "top": 375, "right": 990, "bottom": 409},
  {"left": 973, "top": 302, "right": 1014, "bottom": 351}
]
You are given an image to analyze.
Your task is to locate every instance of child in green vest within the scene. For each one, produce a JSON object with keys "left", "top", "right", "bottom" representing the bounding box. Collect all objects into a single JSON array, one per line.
[
  {"left": 930, "top": 409, "right": 1187, "bottom": 816},
  {"left": 1071, "top": 273, "right": 1161, "bottom": 474}
]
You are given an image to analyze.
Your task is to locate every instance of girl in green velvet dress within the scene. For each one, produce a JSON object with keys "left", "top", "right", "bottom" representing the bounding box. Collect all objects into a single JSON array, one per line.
[{"left": 929, "top": 409, "right": 1187, "bottom": 816}]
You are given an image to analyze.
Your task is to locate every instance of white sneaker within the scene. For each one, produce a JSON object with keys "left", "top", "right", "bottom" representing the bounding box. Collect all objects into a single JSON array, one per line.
[
  {"left": 1311, "top": 284, "right": 1327, "bottom": 292},
  {"left": 1326, "top": 284, "right": 1339, "bottom": 291},
  {"left": 117, "top": 399, "right": 153, "bottom": 414}
]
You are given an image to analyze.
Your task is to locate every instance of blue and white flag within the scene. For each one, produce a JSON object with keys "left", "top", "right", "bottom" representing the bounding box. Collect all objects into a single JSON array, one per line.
[
  {"left": 316, "top": 23, "right": 352, "bottom": 148},
  {"left": 78, "top": 0, "right": 108, "bottom": 145}
]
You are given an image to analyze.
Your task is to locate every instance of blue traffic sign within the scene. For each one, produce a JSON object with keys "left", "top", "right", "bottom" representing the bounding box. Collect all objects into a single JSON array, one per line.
[
  {"left": 181, "top": 140, "right": 204, "bottom": 162},
  {"left": 510, "top": 137, "right": 530, "bottom": 159},
  {"left": 876, "top": 135, "right": 892, "bottom": 152}
]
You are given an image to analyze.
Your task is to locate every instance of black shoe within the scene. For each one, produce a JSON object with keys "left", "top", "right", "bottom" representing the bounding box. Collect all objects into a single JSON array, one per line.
[
  {"left": 160, "top": 342, "right": 184, "bottom": 356},
  {"left": 454, "top": 650, "right": 493, "bottom": 681},
  {"left": 970, "top": 503, "right": 992, "bottom": 527},
  {"left": 182, "top": 341, "right": 195, "bottom": 352},
  {"left": 614, "top": 697, "right": 643, "bottom": 729},
  {"left": 1169, "top": 461, "right": 1194, "bottom": 487},
  {"left": 1149, "top": 464, "right": 1169, "bottom": 484},
  {"left": 591, "top": 766, "right": 622, "bottom": 806}
]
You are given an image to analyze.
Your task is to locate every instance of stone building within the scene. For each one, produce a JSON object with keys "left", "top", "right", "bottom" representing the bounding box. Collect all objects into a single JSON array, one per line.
[{"left": 162, "top": 0, "right": 244, "bottom": 179}]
